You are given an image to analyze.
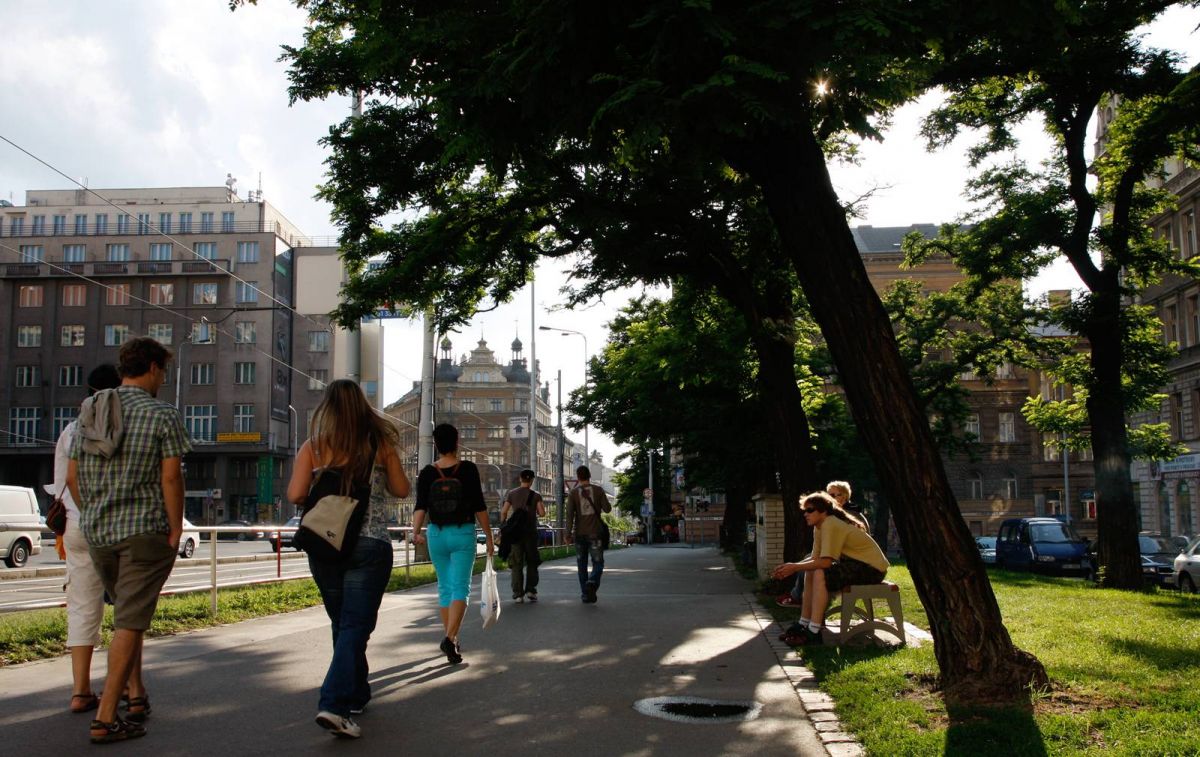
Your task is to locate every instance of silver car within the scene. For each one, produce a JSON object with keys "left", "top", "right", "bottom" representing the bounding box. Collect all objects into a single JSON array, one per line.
[
  {"left": 1174, "top": 535, "right": 1200, "bottom": 593},
  {"left": 178, "top": 518, "right": 201, "bottom": 559}
]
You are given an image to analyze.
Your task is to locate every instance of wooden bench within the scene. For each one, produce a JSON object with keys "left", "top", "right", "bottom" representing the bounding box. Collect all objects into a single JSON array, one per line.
[{"left": 824, "top": 580, "right": 906, "bottom": 645}]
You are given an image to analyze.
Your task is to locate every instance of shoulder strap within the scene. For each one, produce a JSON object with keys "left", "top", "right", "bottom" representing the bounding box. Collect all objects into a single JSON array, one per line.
[{"left": 435, "top": 463, "right": 460, "bottom": 480}]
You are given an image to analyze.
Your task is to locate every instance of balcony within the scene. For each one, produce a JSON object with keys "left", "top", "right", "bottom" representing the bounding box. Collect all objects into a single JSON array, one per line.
[{"left": 2, "top": 258, "right": 233, "bottom": 278}]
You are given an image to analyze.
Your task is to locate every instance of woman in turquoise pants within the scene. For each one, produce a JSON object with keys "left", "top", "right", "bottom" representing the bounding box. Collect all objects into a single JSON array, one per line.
[{"left": 412, "top": 423, "right": 493, "bottom": 664}]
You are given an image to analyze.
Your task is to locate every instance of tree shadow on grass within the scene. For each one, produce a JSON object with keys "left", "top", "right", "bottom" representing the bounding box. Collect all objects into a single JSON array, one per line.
[
  {"left": 945, "top": 702, "right": 1048, "bottom": 757},
  {"left": 1104, "top": 635, "right": 1200, "bottom": 672},
  {"left": 1146, "top": 593, "right": 1200, "bottom": 620}
]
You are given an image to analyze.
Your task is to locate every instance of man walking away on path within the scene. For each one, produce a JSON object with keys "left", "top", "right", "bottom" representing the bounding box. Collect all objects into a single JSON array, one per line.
[
  {"left": 67, "top": 338, "right": 190, "bottom": 744},
  {"left": 500, "top": 469, "right": 545, "bottom": 603},
  {"left": 565, "top": 466, "right": 611, "bottom": 604}
]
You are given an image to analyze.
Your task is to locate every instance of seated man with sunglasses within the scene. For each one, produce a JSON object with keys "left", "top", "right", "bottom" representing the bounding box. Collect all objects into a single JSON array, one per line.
[{"left": 771, "top": 491, "right": 889, "bottom": 645}]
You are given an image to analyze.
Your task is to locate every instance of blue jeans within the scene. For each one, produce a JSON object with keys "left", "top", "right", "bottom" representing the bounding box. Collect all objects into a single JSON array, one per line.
[
  {"left": 309, "top": 537, "right": 393, "bottom": 716},
  {"left": 575, "top": 535, "right": 604, "bottom": 594}
]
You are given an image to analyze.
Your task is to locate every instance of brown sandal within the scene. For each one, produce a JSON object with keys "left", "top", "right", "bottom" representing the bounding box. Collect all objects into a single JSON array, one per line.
[
  {"left": 71, "top": 693, "right": 99, "bottom": 713},
  {"left": 124, "top": 695, "right": 151, "bottom": 724},
  {"left": 89, "top": 717, "right": 146, "bottom": 744}
]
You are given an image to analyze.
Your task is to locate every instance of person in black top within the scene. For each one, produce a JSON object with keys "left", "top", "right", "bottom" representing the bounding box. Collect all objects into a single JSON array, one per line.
[
  {"left": 412, "top": 424, "right": 492, "bottom": 664},
  {"left": 500, "top": 469, "right": 545, "bottom": 603}
]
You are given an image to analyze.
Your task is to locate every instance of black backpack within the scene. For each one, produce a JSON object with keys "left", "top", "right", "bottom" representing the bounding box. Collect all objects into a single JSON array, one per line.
[{"left": 429, "top": 464, "right": 462, "bottom": 522}]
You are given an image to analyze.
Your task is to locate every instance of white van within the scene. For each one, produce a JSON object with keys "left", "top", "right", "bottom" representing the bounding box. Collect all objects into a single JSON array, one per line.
[{"left": 0, "top": 485, "right": 43, "bottom": 568}]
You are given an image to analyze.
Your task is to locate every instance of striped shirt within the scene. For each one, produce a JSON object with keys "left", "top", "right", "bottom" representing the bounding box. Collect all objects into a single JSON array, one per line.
[{"left": 71, "top": 386, "right": 191, "bottom": 547}]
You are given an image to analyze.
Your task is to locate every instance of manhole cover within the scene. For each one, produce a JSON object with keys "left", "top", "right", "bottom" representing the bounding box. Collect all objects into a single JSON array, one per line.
[{"left": 633, "top": 696, "right": 762, "bottom": 724}]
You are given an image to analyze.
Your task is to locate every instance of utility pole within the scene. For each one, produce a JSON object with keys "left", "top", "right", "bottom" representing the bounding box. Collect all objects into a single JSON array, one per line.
[
  {"left": 556, "top": 370, "right": 565, "bottom": 530},
  {"left": 647, "top": 448, "right": 654, "bottom": 546},
  {"left": 418, "top": 310, "right": 435, "bottom": 469},
  {"left": 529, "top": 280, "right": 538, "bottom": 490}
]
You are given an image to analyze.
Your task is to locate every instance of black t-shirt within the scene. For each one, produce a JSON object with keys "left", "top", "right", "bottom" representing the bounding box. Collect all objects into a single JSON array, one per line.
[{"left": 415, "top": 459, "right": 486, "bottom": 526}]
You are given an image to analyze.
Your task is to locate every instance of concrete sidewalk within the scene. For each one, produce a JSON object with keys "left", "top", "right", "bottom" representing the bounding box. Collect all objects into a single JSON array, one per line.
[{"left": 1, "top": 545, "right": 848, "bottom": 756}]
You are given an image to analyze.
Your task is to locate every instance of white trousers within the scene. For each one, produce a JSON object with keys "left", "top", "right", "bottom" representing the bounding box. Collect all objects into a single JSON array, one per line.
[{"left": 64, "top": 518, "right": 105, "bottom": 647}]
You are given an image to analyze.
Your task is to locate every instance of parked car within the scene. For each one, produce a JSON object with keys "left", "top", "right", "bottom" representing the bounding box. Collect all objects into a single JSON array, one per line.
[
  {"left": 1138, "top": 533, "right": 1179, "bottom": 588},
  {"left": 976, "top": 536, "right": 998, "bottom": 564},
  {"left": 178, "top": 518, "right": 201, "bottom": 559},
  {"left": 272, "top": 516, "right": 302, "bottom": 552},
  {"left": 995, "top": 517, "right": 1093, "bottom": 577},
  {"left": 0, "top": 484, "right": 43, "bottom": 568},
  {"left": 537, "top": 521, "right": 556, "bottom": 546},
  {"left": 212, "top": 519, "right": 271, "bottom": 541},
  {"left": 1175, "top": 535, "right": 1200, "bottom": 593}
]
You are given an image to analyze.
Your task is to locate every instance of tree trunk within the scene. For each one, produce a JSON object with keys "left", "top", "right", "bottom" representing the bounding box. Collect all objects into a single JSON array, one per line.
[
  {"left": 721, "top": 482, "right": 750, "bottom": 552},
  {"left": 1084, "top": 288, "right": 1144, "bottom": 588},
  {"left": 731, "top": 128, "right": 1048, "bottom": 705}
]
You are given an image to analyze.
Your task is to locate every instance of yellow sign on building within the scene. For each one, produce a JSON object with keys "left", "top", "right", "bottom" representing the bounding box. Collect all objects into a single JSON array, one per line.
[{"left": 216, "top": 432, "right": 262, "bottom": 443}]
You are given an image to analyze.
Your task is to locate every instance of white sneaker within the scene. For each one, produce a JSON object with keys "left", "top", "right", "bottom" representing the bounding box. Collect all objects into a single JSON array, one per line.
[
  {"left": 316, "top": 711, "right": 362, "bottom": 739},
  {"left": 513, "top": 595, "right": 524, "bottom": 603}
]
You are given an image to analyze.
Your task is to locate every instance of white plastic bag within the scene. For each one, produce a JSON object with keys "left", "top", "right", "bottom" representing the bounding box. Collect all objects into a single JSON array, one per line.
[{"left": 480, "top": 555, "right": 501, "bottom": 629}]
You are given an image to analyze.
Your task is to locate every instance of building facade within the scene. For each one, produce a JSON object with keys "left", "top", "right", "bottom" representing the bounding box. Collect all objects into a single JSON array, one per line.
[{"left": 0, "top": 186, "right": 364, "bottom": 524}]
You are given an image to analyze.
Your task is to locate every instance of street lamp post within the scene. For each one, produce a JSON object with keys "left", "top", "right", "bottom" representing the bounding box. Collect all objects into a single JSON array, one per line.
[{"left": 539, "top": 325, "right": 589, "bottom": 463}]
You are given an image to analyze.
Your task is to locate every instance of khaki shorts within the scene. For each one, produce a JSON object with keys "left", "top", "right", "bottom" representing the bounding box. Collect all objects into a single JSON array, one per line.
[{"left": 89, "top": 532, "right": 177, "bottom": 631}]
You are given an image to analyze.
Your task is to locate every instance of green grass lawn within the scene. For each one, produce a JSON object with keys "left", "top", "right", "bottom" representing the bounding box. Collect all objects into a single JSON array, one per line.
[
  {"left": 761, "top": 564, "right": 1200, "bottom": 756},
  {"left": 0, "top": 545, "right": 580, "bottom": 666}
]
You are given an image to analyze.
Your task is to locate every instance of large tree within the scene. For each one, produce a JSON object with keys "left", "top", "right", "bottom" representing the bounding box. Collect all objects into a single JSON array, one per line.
[
  {"left": 277, "top": 0, "right": 1047, "bottom": 702},
  {"left": 920, "top": 1, "right": 1200, "bottom": 587}
]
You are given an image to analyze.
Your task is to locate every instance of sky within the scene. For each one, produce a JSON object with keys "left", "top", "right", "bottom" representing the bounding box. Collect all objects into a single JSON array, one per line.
[{"left": 1, "top": 1, "right": 1197, "bottom": 468}]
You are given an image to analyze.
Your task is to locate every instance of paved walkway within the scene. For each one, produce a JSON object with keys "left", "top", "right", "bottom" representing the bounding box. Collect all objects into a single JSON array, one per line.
[{"left": 1, "top": 545, "right": 849, "bottom": 756}]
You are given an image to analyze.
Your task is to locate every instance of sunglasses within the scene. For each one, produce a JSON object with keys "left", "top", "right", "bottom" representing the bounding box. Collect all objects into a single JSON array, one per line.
[{"left": 802, "top": 508, "right": 818, "bottom": 514}]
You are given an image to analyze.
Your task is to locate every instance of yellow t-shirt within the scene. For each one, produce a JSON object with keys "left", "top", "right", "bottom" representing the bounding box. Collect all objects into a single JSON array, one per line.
[{"left": 819, "top": 515, "right": 889, "bottom": 573}]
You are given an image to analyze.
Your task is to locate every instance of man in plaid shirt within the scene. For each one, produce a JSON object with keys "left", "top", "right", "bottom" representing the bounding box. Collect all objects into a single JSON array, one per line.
[{"left": 67, "top": 337, "right": 190, "bottom": 744}]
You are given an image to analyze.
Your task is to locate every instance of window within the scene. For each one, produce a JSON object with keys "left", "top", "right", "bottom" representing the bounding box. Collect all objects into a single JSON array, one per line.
[
  {"left": 964, "top": 414, "right": 980, "bottom": 438},
  {"left": 32, "top": 215, "right": 45, "bottom": 234},
  {"left": 158, "top": 212, "right": 171, "bottom": 234},
  {"left": 18, "top": 285, "right": 43, "bottom": 307},
  {"left": 60, "top": 365, "right": 83, "bottom": 387},
  {"left": 1187, "top": 293, "right": 1200, "bottom": 348},
  {"left": 193, "top": 283, "right": 218, "bottom": 304},
  {"left": 17, "top": 325, "right": 42, "bottom": 347},
  {"left": 200, "top": 212, "right": 213, "bottom": 233},
  {"left": 106, "top": 283, "right": 131, "bottom": 306},
  {"left": 74, "top": 214, "right": 87, "bottom": 234},
  {"left": 147, "top": 323, "right": 173, "bottom": 345},
  {"left": 116, "top": 214, "right": 130, "bottom": 234},
  {"left": 308, "top": 369, "right": 328, "bottom": 390},
  {"left": 62, "top": 284, "right": 86, "bottom": 306},
  {"left": 63, "top": 244, "right": 86, "bottom": 263},
  {"left": 94, "top": 214, "right": 108, "bottom": 234},
  {"left": 235, "top": 281, "right": 259, "bottom": 303},
  {"left": 1003, "top": 477, "right": 1019, "bottom": 499},
  {"left": 1172, "top": 393, "right": 1184, "bottom": 439},
  {"left": 308, "top": 331, "right": 330, "bottom": 352},
  {"left": 191, "top": 363, "right": 215, "bottom": 385},
  {"left": 233, "top": 404, "right": 255, "bottom": 433},
  {"left": 15, "top": 365, "right": 40, "bottom": 388},
  {"left": 178, "top": 212, "right": 192, "bottom": 233},
  {"left": 517, "top": 399, "right": 528, "bottom": 412},
  {"left": 61, "top": 325, "right": 85, "bottom": 346},
  {"left": 234, "top": 362, "right": 256, "bottom": 384},
  {"left": 149, "top": 283, "right": 174, "bottom": 305},
  {"left": 104, "top": 324, "right": 130, "bottom": 346},
  {"left": 460, "top": 398, "right": 475, "bottom": 412},
  {"left": 996, "top": 362, "right": 1016, "bottom": 379},
  {"left": 106, "top": 244, "right": 130, "bottom": 262},
  {"left": 19, "top": 244, "right": 44, "bottom": 262},
  {"left": 1043, "top": 434, "right": 1061, "bottom": 462},
  {"left": 234, "top": 321, "right": 256, "bottom": 344},
  {"left": 221, "top": 211, "right": 235, "bottom": 232},
  {"left": 185, "top": 405, "right": 217, "bottom": 442},
  {"left": 1186, "top": 211, "right": 1197, "bottom": 259},
  {"left": 1164, "top": 303, "right": 1179, "bottom": 345},
  {"left": 191, "top": 322, "right": 215, "bottom": 344},
  {"left": 9, "top": 408, "right": 41, "bottom": 445},
  {"left": 490, "top": 399, "right": 503, "bottom": 412},
  {"left": 53, "top": 407, "right": 78, "bottom": 438},
  {"left": 8, "top": 217, "right": 24, "bottom": 235},
  {"left": 137, "top": 213, "right": 151, "bottom": 234},
  {"left": 194, "top": 242, "right": 217, "bottom": 260},
  {"left": 486, "top": 427, "right": 505, "bottom": 439},
  {"left": 52, "top": 214, "right": 66, "bottom": 234},
  {"left": 149, "top": 243, "right": 172, "bottom": 261},
  {"left": 236, "top": 241, "right": 259, "bottom": 263},
  {"left": 998, "top": 412, "right": 1016, "bottom": 443},
  {"left": 460, "top": 425, "right": 477, "bottom": 439}
]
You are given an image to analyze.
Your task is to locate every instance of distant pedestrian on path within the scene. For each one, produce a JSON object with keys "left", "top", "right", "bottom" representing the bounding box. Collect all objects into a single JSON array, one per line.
[
  {"left": 67, "top": 338, "right": 190, "bottom": 744},
  {"left": 412, "top": 423, "right": 493, "bottom": 664},
  {"left": 565, "top": 466, "right": 611, "bottom": 604},
  {"left": 49, "top": 363, "right": 121, "bottom": 716},
  {"left": 771, "top": 491, "right": 889, "bottom": 645},
  {"left": 287, "top": 379, "right": 410, "bottom": 739},
  {"left": 499, "top": 469, "right": 545, "bottom": 603}
]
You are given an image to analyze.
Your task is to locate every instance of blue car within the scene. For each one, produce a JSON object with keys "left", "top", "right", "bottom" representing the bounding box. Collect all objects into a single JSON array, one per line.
[{"left": 995, "top": 517, "right": 1093, "bottom": 577}]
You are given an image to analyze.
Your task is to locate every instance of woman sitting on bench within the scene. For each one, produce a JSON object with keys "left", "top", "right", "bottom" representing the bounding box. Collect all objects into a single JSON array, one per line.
[{"left": 772, "top": 491, "right": 889, "bottom": 645}]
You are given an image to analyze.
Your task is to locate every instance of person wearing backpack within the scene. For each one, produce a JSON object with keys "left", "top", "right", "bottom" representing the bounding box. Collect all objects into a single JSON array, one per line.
[
  {"left": 565, "top": 466, "right": 612, "bottom": 604},
  {"left": 286, "top": 380, "right": 410, "bottom": 739},
  {"left": 499, "top": 469, "right": 545, "bottom": 603},
  {"left": 412, "top": 423, "right": 493, "bottom": 664}
]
